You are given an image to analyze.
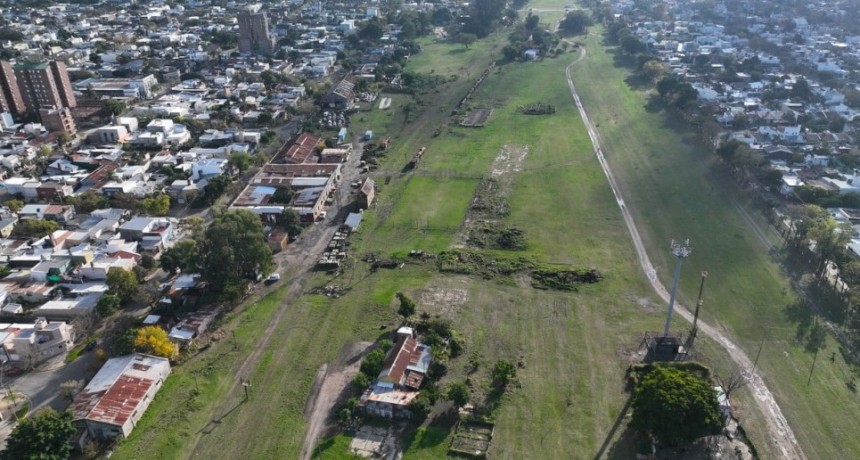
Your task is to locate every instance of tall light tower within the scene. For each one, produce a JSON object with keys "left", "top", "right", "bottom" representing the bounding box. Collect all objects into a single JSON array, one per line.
[{"left": 663, "top": 239, "right": 692, "bottom": 337}]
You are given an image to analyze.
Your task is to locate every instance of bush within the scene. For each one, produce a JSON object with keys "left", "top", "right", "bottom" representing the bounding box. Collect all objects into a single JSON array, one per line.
[
  {"left": 408, "top": 393, "right": 433, "bottom": 420},
  {"left": 360, "top": 348, "right": 386, "bottom": 377},
  {"left": 492, "top": 359, "right": 517, "bottom": 387},
  {"left": 353, "top": 372, "right": 372, "bottom": 390}
]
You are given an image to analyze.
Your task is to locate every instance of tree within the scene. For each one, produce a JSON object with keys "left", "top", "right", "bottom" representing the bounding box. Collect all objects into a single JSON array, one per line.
[
  {"left": 525, "top": 14, "right": 540, "bottom": 30},
  {"left": 396, "top": 292, "right": 416, "bottom": 318},
  {"left": 96, "top": 294, "right": 121, "bottom": 317},
  {"left": 257, "top": 111, "right": 273, "bottom": 126},
  {"left": 458, "top": 33, "right": 477, "bottom": 49},
  {"left": 657, "top": 76, "right": 680, "bottom": 98},
  {"left": 431, "top": 7, "right": 454, "bottom": 26},
  {"left": 106, "top": 268, "right": 139, "bottom": 303},
  {"left": 160, "top": 239, "right": 199, "bottom": 274},
  {"left": 228, "top": 152, "right": 253, "bottom": 173},
  {"left": 631, "top": 366, "right": 722, "bottom": 446},
  {"left": 2, "top": 408, "right": 75, "bottom": 460},
  {"left": 11, "top": 219, "right": 58, "bottom": 238},
  {"left": 408, "top": 393, "right": 433, "bottom": 419},
  {"left": 179, "top": 216, "right": 206, "bottom": 241},
  {"left": 142, "top": 193, "right": 170, "bottom": 216},
  {"left": 140, "top": 253, "right": 155, "bottom": 270},
  {"left": 65, "top": 191, "right": 108, "bottom": 213},
  {"left": 715, "top": 368, "right": 747, "bottom": 400},
  {"left": 359, "top": 18, "right": 384, "bottom": 41},
  {"left": 559, "top": 10, "right": 592, "bottom": 35},
  {"left": 201, "top": 174, "right": 231, "bottom": 205},
  {"left": 620, "top": 35, "right": 647, "bottom": 55},
  {"left": 641, "top": 60, "right": 667, "bottom": 82},
  {"left": 103, "top": 99, "right": 126, "bottom": 116},
  {"left": 200, "top": 210, "right": 272, "bottom": 297},
  {"left": 360, "top": 348, "right": 387, "bottom": 377},
  {"left": 492, "top": 359, "right": 517, "bottom": 387},
  {"left": 5, "top": 199, "right": 23, "bottom": 213},
  {"left": 134, "top": 325, "right": 178, "bottom": 360},
  {"left": 279, "top": 208, "right": 303, "bottom": 237},
  {"left": 446, "top": 382, "right": 470, "bottom": 407}
]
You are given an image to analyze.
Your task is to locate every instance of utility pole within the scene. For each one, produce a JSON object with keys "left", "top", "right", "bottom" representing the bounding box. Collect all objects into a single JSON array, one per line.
[
  {"left": 664, "top": 239, "right": 692, "bottom": 337},
  {"left": 243, "top": 379, "right": 251, "bottom": 400},
  {"left": 752, "top": 338, "right": 764, "bottom": 374},
  {"left": 689, "top": 271, "right": 709, "bottom": 343}
]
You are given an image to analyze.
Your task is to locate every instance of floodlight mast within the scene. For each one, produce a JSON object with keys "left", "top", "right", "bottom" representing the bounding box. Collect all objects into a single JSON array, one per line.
[{"left": 663, "top": 239, "right": 692, "bottom": 337}]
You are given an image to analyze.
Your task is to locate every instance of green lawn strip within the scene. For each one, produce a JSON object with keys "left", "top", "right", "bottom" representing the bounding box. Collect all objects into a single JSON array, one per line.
[
  {"left": 362, "top": 176, "right": 477, "bottom": 255},
  {"left": 112, "top": 287, "right": 288, "bottom": 458},
  {"left": 400, "top": 427, "right": 453, "bottom": 459},
  {"left": 187, "top": 268, "right": 435, "bottom": 458},
  {"left": 311, "top": 434, "right": 355, "bottom": 459},
  {"left": 567, "top": 27, "right": 860, "bottom": 459}
]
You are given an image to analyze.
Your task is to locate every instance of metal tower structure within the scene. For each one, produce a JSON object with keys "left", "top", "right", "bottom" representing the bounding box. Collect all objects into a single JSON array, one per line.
[{"left": 663, "top": 239, "right": 692, "bottom": 337}]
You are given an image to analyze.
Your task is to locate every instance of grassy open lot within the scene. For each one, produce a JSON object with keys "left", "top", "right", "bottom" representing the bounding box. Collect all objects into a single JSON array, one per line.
[
  {"left": 566, "top": 26, "right": 860, "bottom": 459},
  {"left": 114, "top": 16, "right": 819, "bottom": 460}
]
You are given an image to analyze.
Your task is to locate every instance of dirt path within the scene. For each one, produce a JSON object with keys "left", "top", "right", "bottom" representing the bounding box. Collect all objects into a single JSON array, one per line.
[
  {"left": 564, "top": 48, "right": 806, "bottom": 460},
  {"left": 300, "top": 342, "right": 373, "bottom": 460}
]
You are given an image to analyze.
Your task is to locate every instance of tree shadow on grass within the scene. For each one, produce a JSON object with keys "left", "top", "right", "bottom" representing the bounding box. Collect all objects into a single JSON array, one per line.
[{"left": 448, "top": 48, "right": 467, "bottom": 55}]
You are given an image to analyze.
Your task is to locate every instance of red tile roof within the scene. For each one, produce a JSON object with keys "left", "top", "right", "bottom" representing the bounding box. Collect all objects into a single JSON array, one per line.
[{"left": 378, "top": 335, "right": 418, "bottom": 386}]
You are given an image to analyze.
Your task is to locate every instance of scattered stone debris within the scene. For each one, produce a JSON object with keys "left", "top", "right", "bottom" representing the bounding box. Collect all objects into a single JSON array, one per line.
[{"left": 311, "top": 285, "right": 347, "bottom": 297}]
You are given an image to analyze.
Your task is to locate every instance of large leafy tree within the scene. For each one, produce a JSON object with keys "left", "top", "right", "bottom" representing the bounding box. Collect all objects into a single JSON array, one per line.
[
  {"left": 2, "top": 408, "right": 75, "bottom": 460},
  {"left": 201, "top": 210, "right": 272, "bottom": 296},
  {"left": 142, "top": 193, "right": 170, "bottom": 216},
  {"left": 631, "top": 366, "right": 723, "bottom": 446},
  {"left": 160, "top": 239, "right": 199, "bottom": 274},
  {"left": 106, "top": 267, "right": 139, "bottom": 303},
  {"left": 559, "top": 10, "right": 593, "bottom": 35}
]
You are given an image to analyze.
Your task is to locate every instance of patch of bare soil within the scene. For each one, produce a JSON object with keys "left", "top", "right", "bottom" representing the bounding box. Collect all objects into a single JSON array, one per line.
[
  {"left": 455, "top": 145, "right": 529, "bottom": 248},
  {"left": 491, "top": 144, "right": 529, "bottom": 177},
  {"left": 461, "top": 108, "right": 492, "bottom": 127},
  {"left": 300, "top": 341, "right": 374, "bottom": 460},
  {"left": 417, "top": 278, "right": 470, "bottom": 318}
]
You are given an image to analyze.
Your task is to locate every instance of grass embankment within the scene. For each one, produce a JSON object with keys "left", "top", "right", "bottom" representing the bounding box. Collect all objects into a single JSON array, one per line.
[{"left": 567, "top": 27, "right": 860, "bottom": 459}]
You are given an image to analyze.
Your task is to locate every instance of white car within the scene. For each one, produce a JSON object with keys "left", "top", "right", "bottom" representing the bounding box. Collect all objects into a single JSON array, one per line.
[{"left": 267, "top": 273, "right": 281, "bottom": 282}]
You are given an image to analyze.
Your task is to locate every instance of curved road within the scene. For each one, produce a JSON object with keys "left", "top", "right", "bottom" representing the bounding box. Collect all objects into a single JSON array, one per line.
[{"left": 564, "top": 49, "right": 805, "bottom": 459}]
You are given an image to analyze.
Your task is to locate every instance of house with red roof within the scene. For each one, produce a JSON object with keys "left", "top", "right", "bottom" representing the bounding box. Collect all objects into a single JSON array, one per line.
[
  {"left": 71, "top": 354, "right": 170, "bottom": 443},
  {"left": 362, "top": 327, "right": 432, "bottom": 418}
]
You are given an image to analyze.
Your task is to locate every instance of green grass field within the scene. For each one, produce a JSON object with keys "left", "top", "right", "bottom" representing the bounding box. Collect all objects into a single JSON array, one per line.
[
  {"left": 112, "top": 11, "right": 860, "bottom": 459},
  {"left": 565, "top": 26, "right": 860, "bottom": 459}
]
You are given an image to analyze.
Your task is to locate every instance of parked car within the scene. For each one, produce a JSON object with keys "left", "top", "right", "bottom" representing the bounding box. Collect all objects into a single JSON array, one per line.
[{"left": 267, "top": 273, "right": 281, "bottom": 283}]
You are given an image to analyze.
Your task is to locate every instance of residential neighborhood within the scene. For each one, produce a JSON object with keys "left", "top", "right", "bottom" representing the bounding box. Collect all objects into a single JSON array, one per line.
[{"left": 0, "top": 0, "right": 431, "bottom": 454}]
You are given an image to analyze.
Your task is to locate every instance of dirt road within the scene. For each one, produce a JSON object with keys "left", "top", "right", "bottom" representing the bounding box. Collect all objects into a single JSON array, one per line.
[
  {"left": 564, "top": 48, "right": 806, "bottom": 459},
  {"left": 300, "top": 341, "right": 373, "bottom": 460},
  {"left": 187, "top": 134, "right": 368, "bottom": 457}
]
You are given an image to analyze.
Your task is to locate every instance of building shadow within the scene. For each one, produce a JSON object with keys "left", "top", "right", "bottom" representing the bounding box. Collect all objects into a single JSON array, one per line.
[{"left": 593, "top": 392, "right": 634, "bottom": 460}]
